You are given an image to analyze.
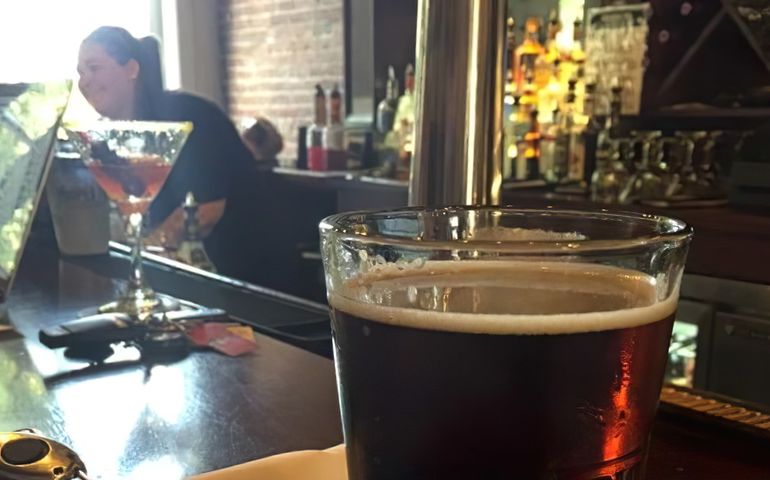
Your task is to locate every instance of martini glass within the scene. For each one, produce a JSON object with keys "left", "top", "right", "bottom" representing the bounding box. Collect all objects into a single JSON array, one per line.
[{"left": 68, "top": 121, "right": 192, "bottom": 319}]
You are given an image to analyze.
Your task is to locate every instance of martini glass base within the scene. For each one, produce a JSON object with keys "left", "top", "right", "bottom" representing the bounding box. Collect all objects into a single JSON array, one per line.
[{"left": 96, "top": 293, "right": 181, "bottom": 320}]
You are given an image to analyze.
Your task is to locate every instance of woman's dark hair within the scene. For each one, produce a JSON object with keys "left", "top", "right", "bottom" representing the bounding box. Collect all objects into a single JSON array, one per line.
[{"left": 82, "top": 26, "right": 163, "bottom": 118}]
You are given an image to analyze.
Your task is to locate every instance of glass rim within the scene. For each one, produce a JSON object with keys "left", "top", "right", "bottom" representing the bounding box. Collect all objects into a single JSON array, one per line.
[
  {"left": 319, "top": 206, "right": 693, "bottom": 253},
  {"left": 64, "top": 119, "right": 193, "bottom": 133}
]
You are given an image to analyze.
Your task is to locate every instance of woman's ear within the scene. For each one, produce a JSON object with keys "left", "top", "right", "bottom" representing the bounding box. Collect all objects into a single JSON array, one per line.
[{"left": 126, "top": 58, "right": 140, "bottom": 80}]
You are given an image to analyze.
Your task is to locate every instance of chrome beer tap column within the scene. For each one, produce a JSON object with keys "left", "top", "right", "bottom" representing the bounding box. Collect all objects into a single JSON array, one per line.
[{"left": 409, "top": 0, "right": 506, "bottom": 207}]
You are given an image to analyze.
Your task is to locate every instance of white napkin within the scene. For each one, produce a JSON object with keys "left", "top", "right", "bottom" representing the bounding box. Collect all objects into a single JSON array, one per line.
[{"left": 189, "top": 444, "right": 347, "bottom": 480}]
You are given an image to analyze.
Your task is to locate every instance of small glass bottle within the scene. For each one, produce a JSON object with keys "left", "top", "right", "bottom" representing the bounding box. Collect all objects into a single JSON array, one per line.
[
  {"left": 323, "top": 84, "right": 346, "bottom": 170},
  {"left": 307, "top": 84, "right": 327, "bottom": 170},
  {"left": 376, "top": 66, "right": 399, "bottom": 134}
]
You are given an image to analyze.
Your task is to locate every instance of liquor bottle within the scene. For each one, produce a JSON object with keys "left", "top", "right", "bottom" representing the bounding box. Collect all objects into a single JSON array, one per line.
[
  {"left": 393, "top": 64, "right": 416, "bottom": 178},
  {"left": 503, "top": 94, "right": 521, "bottom": 179},
  {"left": 522, "top": 108, "right": 541, "bottom": 180},
  {"left": 572, "top": 18, "right": 586, "bottom": 71},
  {"left": 323, "top": 84, "right": 346, "bottom": 170},
  {"left": 579, "top": 82, "right": 601, "bottom": 187},
  {"left": 608, "top": 83, "right": 623, "bottom": 139},
  {"left": 505, "top": 17, "right": 517, "bottom": 88},
  {"left": 544, "top": 9, "right": 562, "bottom": 65},
  {"left": 394, "top": 64, "right": 415, "bottom": 127},
  {"left": 538, "top": 59, "right": 564, "bottom": 123},
  {"left": 307, "top": 85, "right": 327, "bottom": 170},
  {"left": 591, "top": 129, "right": 615, "bottom": 203},
  {"left": 533, "top": 10, "right": 560, "bottom": 90},
  {"left": 376, "top": 66, "right": 399, "bottom": 134},
  {"left": 545, "top": 82, "right": 581, "bottom": 185},
  {"left": 513, "top": 18, "right": 545, "bottom": 92},
  {"left": 539, "top": 106, "right": 562, "bottom": 184},
  {"left": 511, "top": 72, "right": 536, "bottom": 179},
  {"left": 175, "top": 192, "right": 215, "bottom": 272},
  {"left": 518, "top": 71, "right": 538, "bottom": 118},
  {"left": 559, "top": 79, "right": 582, "bottom": 183},
  {"left": 562, "top": 17, "right": 586, "bottom": 88}
]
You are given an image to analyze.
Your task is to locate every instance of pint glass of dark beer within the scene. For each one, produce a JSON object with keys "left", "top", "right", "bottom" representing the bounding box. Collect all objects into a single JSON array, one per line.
[{"left": 320, "top": 207, "right": 692, "bottom": 480}]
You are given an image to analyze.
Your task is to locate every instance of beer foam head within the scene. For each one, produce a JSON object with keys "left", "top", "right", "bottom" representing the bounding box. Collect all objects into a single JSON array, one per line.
[
  {"left": 468, "top": 227, "right": 585, "bottom": 242},
  {"left": 329, "top": 261, "right": 678, "bottom": 335}
]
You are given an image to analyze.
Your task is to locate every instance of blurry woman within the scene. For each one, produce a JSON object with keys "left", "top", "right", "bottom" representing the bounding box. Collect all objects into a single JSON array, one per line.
[{"left": 77, "top": 26, "right": 286, "bottom": 288}]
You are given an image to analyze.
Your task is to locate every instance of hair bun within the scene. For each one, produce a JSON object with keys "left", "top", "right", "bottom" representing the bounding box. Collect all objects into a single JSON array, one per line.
[
  {"left": 136, "top": 35, "right": 163, "bottom": 98},
  {"left": 138, "top": 36, "right": 160, "bottom": 50}
]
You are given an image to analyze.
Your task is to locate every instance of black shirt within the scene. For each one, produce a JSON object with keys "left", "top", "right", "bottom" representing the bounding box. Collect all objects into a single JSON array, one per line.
[
  {"left": 146, "top": 91, "right": 254, "bottom": 223},
  {"left": 142, "top": 91, "right": 284, "bottom": 286}
]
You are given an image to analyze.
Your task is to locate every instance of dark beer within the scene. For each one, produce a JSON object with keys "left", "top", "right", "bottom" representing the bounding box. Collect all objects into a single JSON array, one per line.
[{"left": 330, "top": 261, "right": 676, "bottom": 480}]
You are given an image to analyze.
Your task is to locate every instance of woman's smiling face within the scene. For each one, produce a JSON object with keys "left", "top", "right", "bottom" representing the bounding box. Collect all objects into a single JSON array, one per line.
[{"left": 77, "top": 42, "right": 138, "bottom": 119}]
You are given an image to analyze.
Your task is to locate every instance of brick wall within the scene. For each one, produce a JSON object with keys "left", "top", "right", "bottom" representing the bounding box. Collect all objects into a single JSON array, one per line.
[{"left": 219, "top": 0, "right": 345, "bottom": 163}]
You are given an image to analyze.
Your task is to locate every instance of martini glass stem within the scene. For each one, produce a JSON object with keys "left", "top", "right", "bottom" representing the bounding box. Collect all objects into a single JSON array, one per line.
[{"left": 125, "top": 211, "right": 155, "bottom": 305}]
